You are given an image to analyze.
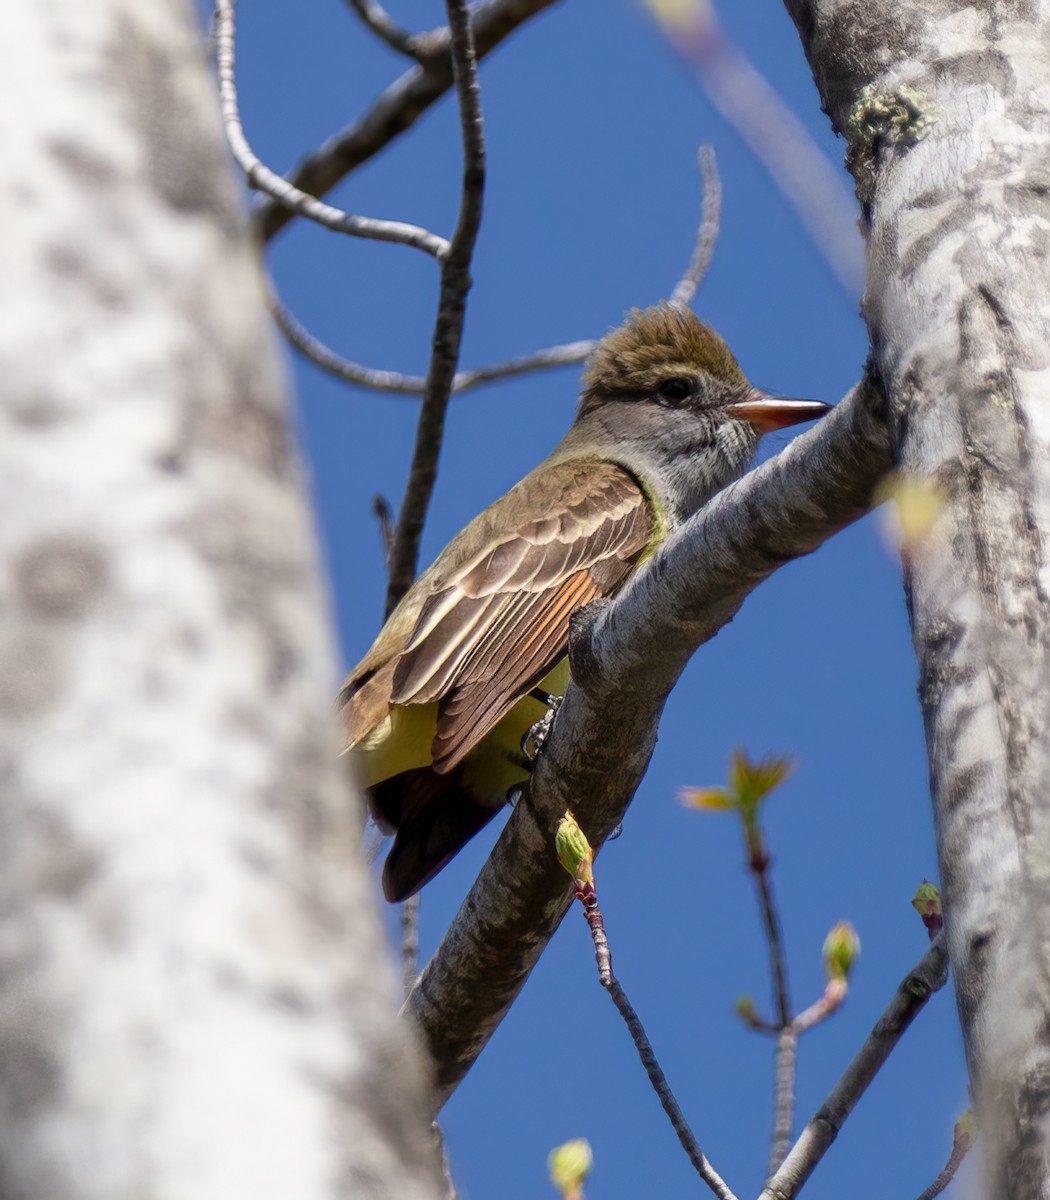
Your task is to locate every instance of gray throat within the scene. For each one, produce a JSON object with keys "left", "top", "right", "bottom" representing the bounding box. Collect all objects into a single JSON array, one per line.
[{"left": 549, "top": 401, "right": 759, "bottom": 524}]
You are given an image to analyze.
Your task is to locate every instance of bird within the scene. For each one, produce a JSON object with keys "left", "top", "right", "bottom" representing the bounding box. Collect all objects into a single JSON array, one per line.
[{"left": 341, "top": 303, "right": 830, "bottom": 902}]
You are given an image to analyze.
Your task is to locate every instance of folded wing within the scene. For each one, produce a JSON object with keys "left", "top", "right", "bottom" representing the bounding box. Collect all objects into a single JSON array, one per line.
[{"left": 390, "top": 458, "right": 655, "bottom": 772}]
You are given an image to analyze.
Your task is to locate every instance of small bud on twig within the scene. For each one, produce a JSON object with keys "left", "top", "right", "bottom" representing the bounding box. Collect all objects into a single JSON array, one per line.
[
  {"left": 555, "top": 811, "right": 595, "bottom": 899},
  {"left": 911, "top": 880, "right": 943, "bottom": 939},
  {"left": 548, "top": 1138, "right": 593, "bottom": 1200},
  {"left": 823, "top": 920, "right": 860, "bottom": 983}
]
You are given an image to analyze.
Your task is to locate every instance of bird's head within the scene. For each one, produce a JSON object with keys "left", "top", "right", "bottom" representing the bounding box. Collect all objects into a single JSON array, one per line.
[{"left": 569, "top": 303, "right": 830, "bottom": 518}]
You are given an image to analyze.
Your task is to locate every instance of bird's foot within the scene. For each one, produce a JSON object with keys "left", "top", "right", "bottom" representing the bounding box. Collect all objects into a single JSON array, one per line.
[{"left": 521, "top": 689, "right": 563, "bottom": 762}]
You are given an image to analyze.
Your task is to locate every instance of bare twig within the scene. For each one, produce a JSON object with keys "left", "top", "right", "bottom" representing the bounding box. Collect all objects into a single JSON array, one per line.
[
  {"left": 255, "top": 0, "right": 560, "bottom": 243},
  {"left": 760, "top": 936, "right": 949, "bottom": 1200},
  {"left": 214, "top": 0, "right": 449, "bottom": 259},
  {"left": 384, "top": 0, "right": 486, "bottom": 616},
  {"left": 345, "top": 0, "right": 426, "bottom": 59},
  {"left": 669, "top": 145, "right": 722, "bottom": 308},
  {"left": 271, "top": 284, "right": 593, "bottom": 394},
  {"left": 766, "top": 978, "right": 847, "bottom": 1177},
  {"left": 751, "top": 849, "right": 791, "bottom": 1030},
  {"left": 575, "top": 886, "right": 738, "bottom": 1200},
  {"left": 742, "top": 810, "right": 794, "bottom": 1175},
  {"left": 792, "top": 981, "right": 847, "bottom": 1034},
  {"left": 915, "top": 1114, "right": 976, "bottom": 1200},
  {"left": 769, "top": 1027, "right": 798, "bottom": 1178}
]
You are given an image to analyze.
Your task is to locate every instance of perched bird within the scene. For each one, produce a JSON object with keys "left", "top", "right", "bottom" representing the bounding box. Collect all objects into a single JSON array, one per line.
[{"left": 341, "top": 303, "right": 829, "bottom": 901}]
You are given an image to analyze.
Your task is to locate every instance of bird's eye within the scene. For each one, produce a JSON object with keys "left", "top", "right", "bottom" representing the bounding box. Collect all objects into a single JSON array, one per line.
[{"left": 657, "top": 377, "right": 692, "bottom": 404}]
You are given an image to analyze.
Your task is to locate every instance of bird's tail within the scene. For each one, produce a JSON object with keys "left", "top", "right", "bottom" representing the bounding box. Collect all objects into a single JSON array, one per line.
[{"left": 369, "top": 765, "right": 504, "bottom": 902}]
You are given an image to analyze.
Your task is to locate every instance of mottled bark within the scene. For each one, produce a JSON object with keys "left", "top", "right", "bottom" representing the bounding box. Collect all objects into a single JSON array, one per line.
[
  {"left": 0, "top": 4, "right": 438, "bottom": 1198},
  {"left": 783, "top": 1, "right": 1050, "bottom": 1194}
]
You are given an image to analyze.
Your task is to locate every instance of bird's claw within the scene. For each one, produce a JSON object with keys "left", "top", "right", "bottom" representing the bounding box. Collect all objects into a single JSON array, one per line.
[{"left": 521, "top": 690, "right": 563, "bottom": 761}]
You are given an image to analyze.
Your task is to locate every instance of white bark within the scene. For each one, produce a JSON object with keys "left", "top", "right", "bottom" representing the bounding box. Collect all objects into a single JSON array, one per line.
[
  {"left": 0, "top": 4, "right": 439, "bottom": 1198},
  {"left": 783, "top": 1, "right": 1050, "bottom": 1193}
]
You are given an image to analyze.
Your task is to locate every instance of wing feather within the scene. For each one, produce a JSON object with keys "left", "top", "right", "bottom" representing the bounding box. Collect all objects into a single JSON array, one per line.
[
  {"left": 430, "top": 572, "right": 601, "bottom": 771},
  {"left": 379, "top": 459, "right": 655, "bottom": 771}
]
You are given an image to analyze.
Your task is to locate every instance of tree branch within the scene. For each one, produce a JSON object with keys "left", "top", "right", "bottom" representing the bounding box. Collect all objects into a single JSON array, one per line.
[
  {"left": 669, "top": 144, "right": 722, "bottom": 309},
  {"left": 383, "top": 0, "right": 486, "bottom": 615},
  {"left": 914, "top": 1114, "right": 975, "bottom": 1200},
  {"left": 760, "top": 936, "right": 948, "bottom": 1200},
  {"left": 769, "top": 1027, "right": 798, "bottom": 1178},
  {"left": 269, "top": 145, "right": 720, "bottom": 394},
  {"left": 405, "top": 377, "right": 891, "bottom": 1106},
  {"left": 214, "top": 0, "right": 449, "bottom": 259},
  {"left": 255, "top": 0, "right": 561, "bottom": 243},
  {"left": 270, "top": 280, "right": 594, "bottom": 395},
  {"left": 344, "top": 0, "right": 426, "bottom": 60}
]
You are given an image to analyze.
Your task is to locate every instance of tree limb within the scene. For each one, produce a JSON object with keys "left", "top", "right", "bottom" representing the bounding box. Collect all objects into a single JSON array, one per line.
[{"left": 781, "top": 2, "right": 1050, "bottom": 1193}]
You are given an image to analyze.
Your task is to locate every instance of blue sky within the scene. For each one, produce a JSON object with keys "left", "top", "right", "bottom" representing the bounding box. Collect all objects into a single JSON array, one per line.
[{"left": 230, "top": 1, "right": 970, "bottom": 1195}]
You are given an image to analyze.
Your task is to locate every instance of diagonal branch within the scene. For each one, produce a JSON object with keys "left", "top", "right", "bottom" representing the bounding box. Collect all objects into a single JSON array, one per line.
[
  {"left": 214, "top": 0, "right": 449, "bottom": 259},
  {"left": 760, "top": 935, "right": 949, "bottom": 1200},
  {"left": 577, "top": 888, "right": 738, "bottom": 1200},
  {"left": 405, "top": 376, "right": 891, "bottom": 1107},
  {"left": 270, "top": 281, "right": 594, "bottom": 395},
  {"left": 383, "top": 0, "right": 485, "bottom": 616},
  {"left": 255, "top": 0, "right": 561, "bottom": 243}
]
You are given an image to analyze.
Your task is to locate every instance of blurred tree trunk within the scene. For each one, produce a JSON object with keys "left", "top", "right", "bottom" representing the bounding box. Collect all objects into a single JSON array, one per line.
[
  {"left": 784, "top": 1, "right": 1050, "bottom": 1194},
  {"left": 0, "top": 4, "right": 439, "bottom": 1198}
]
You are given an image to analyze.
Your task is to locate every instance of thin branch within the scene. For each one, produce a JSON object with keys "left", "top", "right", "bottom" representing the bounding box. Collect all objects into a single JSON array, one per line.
[
  {"left": 669, "top": 145, "right": 723, "bottom": 308},
  {"left": 760, "top": 936, "right": 949, "bottom": 1200},
  {"left": 406, "top": 378, "right": 891, "bottom": 1107},
  {"left": 792, "top": 980, "right": 847, "bottom": 1034},
  {"left": 270, "top": 282, "right": 594, "bottom": 394},
  {"left": 255, "top": 0, "right": 560, "bottom": 244},
  {"left": 743, "top": 815, "right": 793, "bottom": 1174},
  {"left": 766, "top": 978, "right": 847, "bottom": 1177},
  {"left": 750, "top": 847, "right": 791, "bottom": 1030},
  {"left": 915, "top": 1115, "right": 975, "bottom": 1200},
  {"left": 384, "top": 0, "right": 486, "bottom": 615},
  {"left": 448, "top": 341, "right": 597, "bottom": 391},
  {"left": 769, "top": 1028, "right": 798, "bottom": 1179},
  {"left": 345, "top": 0, "right": 425, "bottom": 59},
  {"left": 576, "top": 888, "right": 738, "bottom": 1200},
  {"left": 214, "top": 0, "right": 449, "bottom": 259}
]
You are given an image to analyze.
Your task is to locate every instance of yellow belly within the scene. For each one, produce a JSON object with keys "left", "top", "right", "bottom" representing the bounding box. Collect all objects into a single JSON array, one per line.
[{"left": 357, "top": 659, "right": 570, "bottom": 802}]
